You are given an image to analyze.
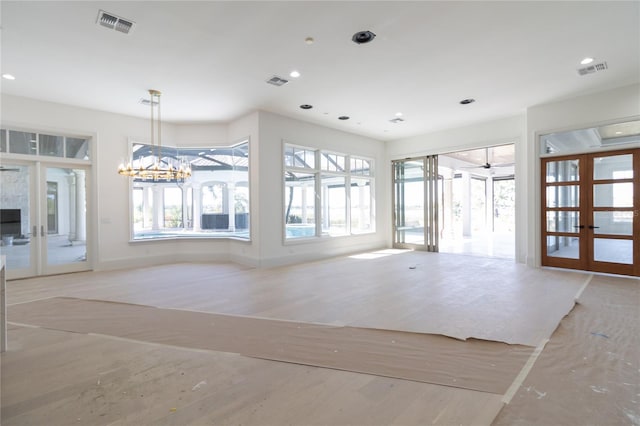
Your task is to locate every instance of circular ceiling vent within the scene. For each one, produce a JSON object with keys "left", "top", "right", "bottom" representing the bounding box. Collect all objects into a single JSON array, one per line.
[
  {"left": 338, "top": 116, "right": 350, "bottom": 120},
  {"left": 459, "top": 98, "right": 476, "bottom": 105},
  {"left": 299, "top": 104, "right": 313, "bottom": 110}
]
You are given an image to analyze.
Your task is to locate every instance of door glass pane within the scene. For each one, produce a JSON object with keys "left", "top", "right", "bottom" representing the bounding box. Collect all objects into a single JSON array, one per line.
[
  {"left": 546, "top": 185, "right": 580, "bottom": 207},
  {"left": 546, "top": 211, "right": 580, "bottom": 233},
  {"left": 394, "top": 160, "right": 424, "bottom": 245},
  {"left": 546, "top": 160, "right": 579, "bottom": 182},
  {"left": 40, "top": 134, "right": 64, "bottom": 157},
  {"left": 46, "top": 168, "right": 87, "bottom": 266},
  {"left": 593, "top": 183, "right": 633, "bottom": 207},
  {"left": 9, "top": 130, "right": 37, "bottom": 155},
  {"left": 593, "top": 211, "right": 633, "bottom": 236},
  {"left": 47, "top": 182, "right": 58, "bottom": 234},
  {"left": 0, "top": 164, "right": 32, "bottom": 271},
  {"left": 594, "top": 238, "right": 632, "bottom": 264},
  {"left": 593, "top": 154, "right": 633, "bottom": 180},
  {"left": 546, "top": 236, "right": 580, "bottom": 259},
  {"left": 285, "top": 171, "right": 316, "bottom": 238}
]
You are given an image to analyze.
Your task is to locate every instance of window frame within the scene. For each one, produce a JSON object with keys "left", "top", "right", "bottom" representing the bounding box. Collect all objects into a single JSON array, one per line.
[
  {"left": 283, "top": 141, "right": 375, "bottom": 242},
  {"left": 128, "top": 138, "right": 251, "bottom": 242}
]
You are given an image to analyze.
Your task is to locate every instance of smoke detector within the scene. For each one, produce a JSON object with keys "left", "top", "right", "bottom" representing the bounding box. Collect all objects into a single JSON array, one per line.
[
  {"left": 389, "top": 117, "right": 405, "bottom": 123},
  {"left": 266, "top": 76, "right": 289, "bottom": 86},
  {"left": 577, "top": 61, "right": 608, "bottom": 76},
  {"left": 97, "top": 10, "right": 135, "bottom": 34}
]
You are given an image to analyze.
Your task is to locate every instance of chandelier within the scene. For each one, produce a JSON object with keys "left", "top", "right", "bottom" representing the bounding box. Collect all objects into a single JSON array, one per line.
[{"left": 118, "top": 89, "right": 192, "bottom": 181}]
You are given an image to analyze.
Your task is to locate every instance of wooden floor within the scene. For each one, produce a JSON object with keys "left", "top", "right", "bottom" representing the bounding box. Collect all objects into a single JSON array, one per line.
[{"left": 1, "top": 250, "right": 634, "bottom": 425}]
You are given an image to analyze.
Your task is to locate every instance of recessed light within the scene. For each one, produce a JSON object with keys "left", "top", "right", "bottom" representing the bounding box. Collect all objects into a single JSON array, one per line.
[
  {"left": 290, "top": 70, "right": 301, "bottom": 78},
  {"left": 352, "top": 30, "right": 376, "bottom": 44},
  {"left": 395, "top": 112, "right": 403, "bottom": 117},
  {"left": 459, "top": 98, "right": 475, "bottom": 105},
  {"left": 300, "top": 104, "right": 313, "bottom": 110},
  {"left": 580, "top": 57, "right": 594, "bottom": 65},
  {"left": 2, "top": 74, "right": 16, "bottom": 80},
  {"left": 615, "top": 131, "right": 623, "bottom": 135},
  {"left": 338, "top": 116, "right": 350, "bottom": 120},
  {"left": 305, "top": 37, "right": 315, "bottom": 45},
  {"left": 198, "top": 151, "right": 206, "bottom": 155}
]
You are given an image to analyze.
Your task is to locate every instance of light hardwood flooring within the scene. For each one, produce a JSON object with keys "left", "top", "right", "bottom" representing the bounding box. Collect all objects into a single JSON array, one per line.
[{"left": 1, "top": 250, "right": 630, "bottom": 425}]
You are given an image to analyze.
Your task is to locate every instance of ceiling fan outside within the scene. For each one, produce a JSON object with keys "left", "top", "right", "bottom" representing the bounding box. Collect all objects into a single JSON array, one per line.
[{"left": 460, "top": 148, "right": 514, "bottom": 170}]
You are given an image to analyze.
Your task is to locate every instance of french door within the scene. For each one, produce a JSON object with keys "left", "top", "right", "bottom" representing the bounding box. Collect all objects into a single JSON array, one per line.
[
  {"left": 0, "top": 161, "right": 90, "bottom": 279},
  {"left": 541, "top": 148, "right": 639, "bottom": 276}
]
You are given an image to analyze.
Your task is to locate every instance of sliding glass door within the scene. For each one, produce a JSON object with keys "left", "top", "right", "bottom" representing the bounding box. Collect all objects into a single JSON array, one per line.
[{"left": 392, "top": 156, "right": 439, "bottom": 251}]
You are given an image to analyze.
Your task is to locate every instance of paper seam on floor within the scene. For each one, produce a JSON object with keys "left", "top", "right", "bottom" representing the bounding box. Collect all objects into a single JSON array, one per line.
[{"left": 8, "top": 296, "right": 535, "bottom": 395}]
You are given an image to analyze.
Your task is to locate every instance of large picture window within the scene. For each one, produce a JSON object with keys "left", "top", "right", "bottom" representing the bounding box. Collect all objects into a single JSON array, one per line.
[
  {"left": 130, "top": 140, "right": 249, "bottom": 240},
  {"left": 284, "top": 143, "right": 374, "bottom": 240}
]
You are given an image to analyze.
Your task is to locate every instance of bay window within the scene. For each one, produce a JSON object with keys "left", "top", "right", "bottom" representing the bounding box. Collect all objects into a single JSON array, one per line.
[{"left": 129, "top": 140, "right": 249, "bottom": 240}]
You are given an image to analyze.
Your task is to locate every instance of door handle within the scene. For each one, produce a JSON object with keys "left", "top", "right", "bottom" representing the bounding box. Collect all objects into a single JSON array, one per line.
[
  {"left": 573, "top": 225, "right": 585, "bottom": 229},
  {"left": 588, "top": 225, "right": 600, "bottom": 229},
  {"left": 33, "top": 226, "right": 38, "bottom": 237},
  {"left": 41, "top": 225, "right": 45, "bottom": 237}
]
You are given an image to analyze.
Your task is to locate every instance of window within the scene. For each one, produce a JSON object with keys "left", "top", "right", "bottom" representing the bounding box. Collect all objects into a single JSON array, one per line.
[
  {"left": 0, "top": 129, "right": 90, "bottom": 159},
  {"left": 130, "top": 140, "right": 250, "bottom": 240},
  {"left": 284, "top": 143, "right": 374, "bottom": 240},
  {"left": 163, "top": 187, "right": 183, "bottom": 228}
]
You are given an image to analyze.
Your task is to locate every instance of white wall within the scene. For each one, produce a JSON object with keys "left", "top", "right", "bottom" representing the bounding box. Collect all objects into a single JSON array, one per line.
[
  {"left": 387, "top": 115, "right": 524, "bottom": 160},
  {"left": 227, "top": 111, "right": 261, "bottom": 265},
  {"left": 173, "top": 122, "right": 227, "bottom": 146}
]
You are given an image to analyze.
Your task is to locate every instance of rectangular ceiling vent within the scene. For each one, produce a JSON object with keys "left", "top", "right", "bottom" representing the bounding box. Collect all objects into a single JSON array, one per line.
[
  {"left": 577, "top": 61, "right": 608, "bottom": 76},
  {"left": 139, "top": 98, "right": 159, "bottom": 107},
  {"left": 97, "top": 10, "right": 135, "bottom": 34},
  {"left": 389, "top": 117, "right": 405, "bottom": 124},
  {"left": 266, "top": 76, "right": 289, "bottom": 86}
]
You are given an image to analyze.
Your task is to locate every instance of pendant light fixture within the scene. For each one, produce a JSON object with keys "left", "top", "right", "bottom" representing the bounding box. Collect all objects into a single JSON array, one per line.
[{"left": 118, "top": 89, "right": 192, "bottom": 181}]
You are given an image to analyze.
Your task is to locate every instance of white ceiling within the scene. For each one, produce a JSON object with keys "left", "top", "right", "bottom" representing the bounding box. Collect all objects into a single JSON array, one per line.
[{"left": 1, "top": 1, "right": 639, "bottom": 141}]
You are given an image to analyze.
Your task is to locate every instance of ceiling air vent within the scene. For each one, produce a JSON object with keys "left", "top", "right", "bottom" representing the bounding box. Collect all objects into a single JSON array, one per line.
[
  {"left": 139, "top": 98, "right": 159, "bottom": 107},
  {"left": 577, "top": 61, "right": 608, "bottom": 76},
  {"left": 266, "top": 76, "right": 289, "bottom": 86},
  {"left": 97, "top": 10, "right": 135, "bottom": 34},
  {"left": 389, "top": 117, "right": 405, "bottom": 124}
]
